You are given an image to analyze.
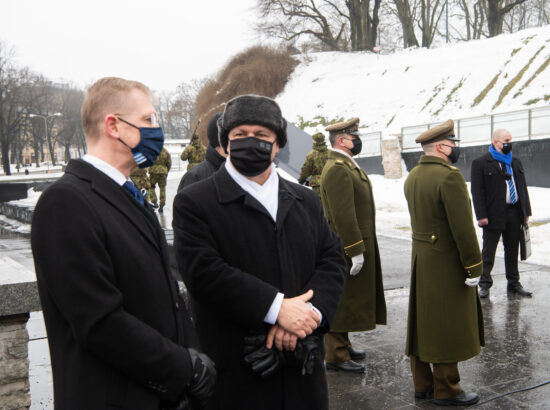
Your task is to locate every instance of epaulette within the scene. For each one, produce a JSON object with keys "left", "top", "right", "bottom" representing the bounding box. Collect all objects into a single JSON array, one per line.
[{"left": 335, "top": 159, "right": 344, "bottom": 165}]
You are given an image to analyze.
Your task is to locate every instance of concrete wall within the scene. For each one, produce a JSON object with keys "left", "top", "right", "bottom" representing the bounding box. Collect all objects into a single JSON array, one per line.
[{"left": 401, "top": 137, "right": 550, "bottom": 188}]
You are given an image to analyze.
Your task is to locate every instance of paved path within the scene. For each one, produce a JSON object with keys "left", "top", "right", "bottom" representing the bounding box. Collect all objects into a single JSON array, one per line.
[{"left": 1, "top": 229, "right": 549, "bottom": 409}]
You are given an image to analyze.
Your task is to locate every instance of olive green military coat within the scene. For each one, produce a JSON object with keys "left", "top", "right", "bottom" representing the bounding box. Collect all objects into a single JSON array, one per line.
[
  {"left": 404, "top": 155, "right": 484, "bottom": 363},
  {"left": 320, "top": 150, "right": 387, "bottom": 332}
]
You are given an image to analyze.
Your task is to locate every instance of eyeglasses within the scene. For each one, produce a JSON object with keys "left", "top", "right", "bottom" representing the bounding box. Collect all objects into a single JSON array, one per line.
[{"left": 116, "top": 113, "right": 159, "bottom": 128}]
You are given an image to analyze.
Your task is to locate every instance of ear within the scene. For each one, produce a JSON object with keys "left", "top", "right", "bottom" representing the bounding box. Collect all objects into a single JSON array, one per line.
[{"left": 104, "top": 114, "right": 120, "bottom": 140}]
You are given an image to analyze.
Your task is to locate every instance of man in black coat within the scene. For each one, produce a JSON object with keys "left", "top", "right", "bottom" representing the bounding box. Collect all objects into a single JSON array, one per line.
[
  {"left": 470, "top": 129, "right": 532, "bottom": 298},
  {"left": 31, "top": 77, "right": 215, "bottom": 410},
  {"left": 173, "top": 95, "right": 347, "bottom": 410},
  {"left": 177, "top": 112, "right": 226, "bottom": 192}
]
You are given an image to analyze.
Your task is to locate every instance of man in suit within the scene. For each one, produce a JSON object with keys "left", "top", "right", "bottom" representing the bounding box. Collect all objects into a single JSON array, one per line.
[
  {"left": 471, "top": 129, "right": 532, "bottom": 298},
  {"left": 173, "top": 94, "right": 346, "bottom": 409},
  {"left": 31, "top": 77, "right": 215, "bottom": 410},
  {"left": 404, "top": 120, "right": 483, "bottom": 406},
  {"left": 319, "top": 118, "right": 386, "bottom": 374}
]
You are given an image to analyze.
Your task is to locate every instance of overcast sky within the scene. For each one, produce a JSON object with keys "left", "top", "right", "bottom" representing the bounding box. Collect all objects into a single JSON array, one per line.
[{"left": 0, "top": 0, "right": 259, "bottom": 92}]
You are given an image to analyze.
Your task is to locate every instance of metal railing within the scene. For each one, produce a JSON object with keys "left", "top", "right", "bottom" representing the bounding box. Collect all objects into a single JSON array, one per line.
[{"left": 401, "top": 106, "right": 550, "bottom": 151}]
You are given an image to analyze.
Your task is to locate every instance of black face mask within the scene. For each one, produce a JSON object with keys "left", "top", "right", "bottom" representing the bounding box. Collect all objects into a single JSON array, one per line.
[
  {"left": 448, "top": 146, "right": 461, "bottom": 164},
  {"left": 230, "top": 137, "right": 273, "bottom": 177},
  {"left": 501, "top": 142, "right": 512, "bottom": 155},
  {"left": 343, "top": 136, "right": 362, "bottom": 156}
]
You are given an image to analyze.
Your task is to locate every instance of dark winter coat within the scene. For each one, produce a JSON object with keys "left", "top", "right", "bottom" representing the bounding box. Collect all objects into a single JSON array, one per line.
[
  {"left": 319, "top": 150, "right": 387, "bottom": 332},
  {"left": 31, "top": 159, "right": 199, "bottom": 410},
  {"left": 177, "top": 145, "right": 225, "bottom": 193},
  {"left": 470, "top": 152, "right": 531, "bottom": 231},
  {"left": 404, "top": 156, "right": 484, "bottom": 363},
  {"left": 173, "top": 166, "right": 346, "bottom": 410}
]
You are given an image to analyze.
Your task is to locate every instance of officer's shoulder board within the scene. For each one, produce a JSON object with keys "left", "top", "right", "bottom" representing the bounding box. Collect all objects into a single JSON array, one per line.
[{"left": 440, "top": 162, "right": 459, "bottom": 171}]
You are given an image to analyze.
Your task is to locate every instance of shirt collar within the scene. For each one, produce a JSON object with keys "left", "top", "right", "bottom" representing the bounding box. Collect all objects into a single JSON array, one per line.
[
  {"left": 82, "top": 154, "right": 128, "bottom": 186},
  {"left": 225, "top": 159, "right": 279, "bottom": 193}
]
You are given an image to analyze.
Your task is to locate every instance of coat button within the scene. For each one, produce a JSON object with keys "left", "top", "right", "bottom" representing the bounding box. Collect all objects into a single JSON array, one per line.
[
  {"left": 175, "top": 301, "right": 180, "bottom": 311},
  {"left": 431, "top": 235, "right": 436, "bottom": 240}
]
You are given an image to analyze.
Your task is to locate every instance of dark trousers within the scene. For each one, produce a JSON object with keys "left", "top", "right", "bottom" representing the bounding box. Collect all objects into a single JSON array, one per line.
[
  {"left": 410, "top": 356, "right": 462, "bottom": 400},
  {"left": 480, "top": 205, "right": 522, "bottom": 290},
  {"left": 325, "top": 332, "right": 351, "bottom": 363}
]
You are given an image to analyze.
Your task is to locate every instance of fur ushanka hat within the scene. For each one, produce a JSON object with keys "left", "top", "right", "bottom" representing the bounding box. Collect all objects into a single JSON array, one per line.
[{"left": 217, "top": 95, "right": 287, "bottom": 153}]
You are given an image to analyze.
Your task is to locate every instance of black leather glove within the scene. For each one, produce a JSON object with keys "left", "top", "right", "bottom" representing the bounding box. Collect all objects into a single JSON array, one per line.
[
  {"left": 243, "top": 333, "right": 321, "bottom": 378},
  {"left": 187, "top": 348, "right": 216, "bottom": 409},
  {"left": 243, "top": 334, "right": 281, "bottom": 378}
]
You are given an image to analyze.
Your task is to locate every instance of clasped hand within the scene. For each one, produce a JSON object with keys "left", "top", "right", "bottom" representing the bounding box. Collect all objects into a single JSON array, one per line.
[{"left": 268, "top": 290, "right": 320, "bottom": 351}]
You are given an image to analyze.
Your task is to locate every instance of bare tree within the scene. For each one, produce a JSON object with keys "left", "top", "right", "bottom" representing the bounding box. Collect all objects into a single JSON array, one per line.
[
  {"left": 53, "top": 86, "right": 85, "bottom": 162},
  {"left": 392, "top": 0, "right": 420, "bottom": 47},
  {"left": 0, "top": 43, "right": 35, "bottom": 175},
  {"left": 256, "top": 0, "right": 350, "bottom": 51},
  {"left": 418, "top": 0, "right": 446, "bottom": 47},
  {"left": 454, "top": 0, "right": 487, "bottom": 40},
  {"left": 346, "top": 0, "right": 382, "bottom": 50},
  {"left": 486, "top": 0, "right": 528, "bottom": 36}
]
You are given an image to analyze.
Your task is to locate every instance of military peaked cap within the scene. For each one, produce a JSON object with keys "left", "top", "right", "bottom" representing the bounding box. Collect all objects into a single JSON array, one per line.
[
  {"left": 325, "top": 117, "right": 360, "bottom": 137},
  {"left": 415, "top": 119, "right": 459, "bottom": 145}
]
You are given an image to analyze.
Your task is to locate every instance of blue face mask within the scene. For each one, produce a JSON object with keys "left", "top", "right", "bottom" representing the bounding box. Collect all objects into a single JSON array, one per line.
[{"left": 118, "top": 117, "right": 164, "bottom": 168}]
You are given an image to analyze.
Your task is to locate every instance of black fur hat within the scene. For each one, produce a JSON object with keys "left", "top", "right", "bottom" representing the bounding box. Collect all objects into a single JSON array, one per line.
[
  {"left": 218, "top": 95, "right": 287, "bottom": 153},
  {"left": 207, "top": 112, "right": 223, "bottom": 148}
]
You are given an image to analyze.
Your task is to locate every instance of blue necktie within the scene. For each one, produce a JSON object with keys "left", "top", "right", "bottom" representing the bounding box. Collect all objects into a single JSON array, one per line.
[
  {"left": 123, "top": 181, "right": 144, "bottom": 206},
  {"left": 508, "top": 178, "right": 517, "bottom": 204}
]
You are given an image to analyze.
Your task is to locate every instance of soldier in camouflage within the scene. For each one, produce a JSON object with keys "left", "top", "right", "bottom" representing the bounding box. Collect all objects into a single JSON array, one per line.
[
  {"left": 298, "top": 132, "right": 329, "bottom": 196},
  {"left": 148, "top": 147, "right": 171, "bottom": 212},
  {"left": 130, "top": 165, "right": 151, "bottom": 194},
  {"left": 180, "top": 134, "right": 206, "bottom": 171}
]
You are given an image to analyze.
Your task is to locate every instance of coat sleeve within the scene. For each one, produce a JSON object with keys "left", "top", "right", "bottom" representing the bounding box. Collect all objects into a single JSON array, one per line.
[
  {"left": 441, "top": 171, "right": 483, "bottom": 278},
  {"left": 470, "top": 158, "right": 487, "bottom": 221},
  {"left": 515, "top": 159, "right": 532, "bottom": 218},
  {"left": 302, "top": 194, "right": 347, "bottom": 330},
  {"left": 299, "top": 153, "right": 313, "bottom": 184},
  {"left": 31, "top": 185, "right": 193, "bottom": 403},
  {"left": 322, "top": 164, "right": 365, "bottom": 257},
  {"left": 172, "top": 191, "right": 280, "bottom": 327}
]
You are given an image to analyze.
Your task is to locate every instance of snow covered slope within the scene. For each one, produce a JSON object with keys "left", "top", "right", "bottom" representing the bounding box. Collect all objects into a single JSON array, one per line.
[{"left": 277, "top": 26, "right": 550, "bottom": 135}]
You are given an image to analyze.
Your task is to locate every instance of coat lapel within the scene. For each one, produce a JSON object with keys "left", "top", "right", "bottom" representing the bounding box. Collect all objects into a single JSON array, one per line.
[
  {"left": 66, "top": 160, "right": 160, "bottom": 252},
  {"left": 276, "top": 178, "right": 302, "bottom": 228}
]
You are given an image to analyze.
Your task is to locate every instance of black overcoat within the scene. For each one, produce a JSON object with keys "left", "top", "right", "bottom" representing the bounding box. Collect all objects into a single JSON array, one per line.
[
  {"left": 173, "top": 166, "right": 346, "bottom": 410},
  {"left": 471, "top": 152, "right": 531, "bottom": 230},
  {"left": 31, "top": 159, "right": 199, "bottom": 410},
  {"left": 177, "top": 145, "right": 225, "bottom": 193}
]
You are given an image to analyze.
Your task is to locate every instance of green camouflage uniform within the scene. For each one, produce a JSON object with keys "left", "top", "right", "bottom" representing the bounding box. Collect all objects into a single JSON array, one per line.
[
  {"left": 130, "top": 166, "right": 150, "bottom": 192},
  {"left": 299, "top": 132, "right": 329, "bottom": 195},
  {"left": 180, "top": 134, "right": 206, "bottom": 171},
  {"left": 148, "top": 148, "right": 171, "bottom": 211}
]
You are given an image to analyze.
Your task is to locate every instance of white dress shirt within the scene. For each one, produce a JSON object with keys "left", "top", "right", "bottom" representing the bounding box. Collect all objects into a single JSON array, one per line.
[{"left": 82, "top": 154, "right": 129, "bottom": 186}]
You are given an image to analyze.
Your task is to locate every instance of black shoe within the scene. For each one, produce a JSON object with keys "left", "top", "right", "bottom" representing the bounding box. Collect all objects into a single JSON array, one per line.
[
  {"left": 507, "top": 286, "right": 532, "bottom": 297},
  {"left": 434, "top": 391, "right": 479, "bottom": 406},
  {"left": 348, "top": 347, "right": 366, "bottom": 361},
  {"left": 326, "top": 360, "right": 366, "bottom": 373},
  {"left": 414, "top": 387, "right": 434, "bottom": 399},
  {"left": 479, "top": 288, "right": 489, "bottom": 298}
]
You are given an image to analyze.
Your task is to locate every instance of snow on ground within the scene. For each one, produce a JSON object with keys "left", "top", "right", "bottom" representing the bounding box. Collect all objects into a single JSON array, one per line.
[{"left": 276, "top": 26, "right": 550, "bottom": 136}]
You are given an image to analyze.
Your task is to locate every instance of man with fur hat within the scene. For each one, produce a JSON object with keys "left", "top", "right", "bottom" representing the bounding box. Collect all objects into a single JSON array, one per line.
[
  {"left": 177, "top": 112, "right": 227, "bottom": 192},
  {"left": 173, "top": 94, "right": 346, "bottom": 409},
  {"left": 404, "top": 119, "right": 483, "bottom": 406},
  {"left": 320, "top": 117, "right": 387, "bottom": 374},
  {"left": 299, "top": 132, "right": 329, "bottom": 196}
]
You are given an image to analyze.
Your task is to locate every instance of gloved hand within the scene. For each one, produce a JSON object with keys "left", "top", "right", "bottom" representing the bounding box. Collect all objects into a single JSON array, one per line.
[
  {"left": 465, "top": 277, "right": 480, "bottom": 287},
  {"left": 244, "top": 333, "right": 321, "bottom": 378},
  {"left": 243, "top": 334, "right": 281, "bottom": 378},
  {"left": 350, "top": 254, "right": 364, "bottom": 276},
  {"left": 187, "top": 348, "right": 216, "bottom": 408}
]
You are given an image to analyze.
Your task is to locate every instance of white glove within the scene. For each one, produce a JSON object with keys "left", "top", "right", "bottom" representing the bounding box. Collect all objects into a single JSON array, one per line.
[
  {"left": 465, "top": 277, "right": 480, "bottom": 287},
  {"left": 350, "top": 254, "right": 364, "bottom": 276}
]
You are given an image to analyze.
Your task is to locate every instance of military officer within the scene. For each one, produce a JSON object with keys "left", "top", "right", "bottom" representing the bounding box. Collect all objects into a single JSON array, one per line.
[
  {"left": 148, "top": 147, "right": 171, "bottom": 212},
  {"left": 180, "top": 134, "right": 206, "bottom": 171},
  {"left": 299, "top": 132, "right": 329, "bottom": 196},
  {"left": 130, "top": 165, "right": 150, "bottom": 193},
  {"left": 404, "top": 120, "right": 483, "bottom": 406},
  {"left": 320, "top": 117, "right": 387, "bottom": 374}
]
